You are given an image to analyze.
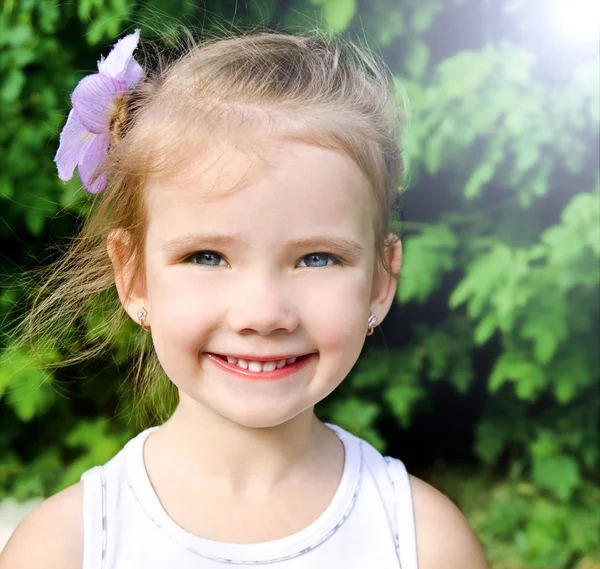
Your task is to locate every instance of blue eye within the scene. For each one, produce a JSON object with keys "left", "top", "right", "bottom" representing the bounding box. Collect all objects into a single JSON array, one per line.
[
  {"left": 297, "top": 253, "right": 339, "bottom": 268},
  {"left": 187, "top": 251, "right": 227, "bottom": 266}
]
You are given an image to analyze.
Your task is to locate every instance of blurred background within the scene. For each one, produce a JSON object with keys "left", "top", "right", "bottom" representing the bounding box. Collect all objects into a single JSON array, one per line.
[{"left": 0, "top": 1, "right": 598, "bottom": 567}]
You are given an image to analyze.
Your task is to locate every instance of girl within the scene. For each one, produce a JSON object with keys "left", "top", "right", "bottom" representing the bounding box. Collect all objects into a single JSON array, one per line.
[{"left": 0, "top": 30, "right": 487, "bottom": 569}]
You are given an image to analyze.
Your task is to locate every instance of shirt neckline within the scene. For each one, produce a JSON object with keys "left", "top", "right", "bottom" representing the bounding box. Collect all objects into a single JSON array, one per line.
[{"left": 124, "top": 423, "right": 363, "bottom": 564}]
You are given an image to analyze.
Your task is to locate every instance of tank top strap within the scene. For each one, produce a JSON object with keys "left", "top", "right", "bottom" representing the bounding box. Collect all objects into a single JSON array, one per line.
[
  {"left": 328, "top": 426, "right": 418, "bottom": 569},
  {"left": 384, "top": 457, "right": 419, "bottom": 569},
  {"left": 81, "top": 465, "right": 107, "bottom": 569}
]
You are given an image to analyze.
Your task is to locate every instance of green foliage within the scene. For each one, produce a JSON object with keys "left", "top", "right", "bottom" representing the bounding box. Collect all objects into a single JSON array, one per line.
[
  {"left": 398, "top": 223, "right": 458, "bottom": 304},
  {"left": 0, "top": 346, "right": 58, "bottom": 422},
  {"left": 77, "top": 0, "right": 131, "bottom": 44},
  {"left": 458, "top": 472, "right": 600, "bottom": 569},
  {"left": 248, "top": 0, "right": 277, "bottom": 24},
  {"left": 387, "top": 2, "right": 599, "bottom": 566},
  {"left": 0, "top": 1, "right": 598, "bottom": 568},
  {"left": 327, "top": 397, "right": 386, "bottom": 450},
  {"left": 58, "top": 418, "right": 134, "bottom": 489},
  {"left": 310, "top": 0, "right": 357, "bottom": 32},
  {"left": 328, "top": 345, "right": 427, "bottom": 435}
]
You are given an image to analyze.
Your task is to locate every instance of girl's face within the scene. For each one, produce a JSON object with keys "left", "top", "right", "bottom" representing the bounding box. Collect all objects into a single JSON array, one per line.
[{"left": 127, "top": 135, "right": 399, "bottom": 428}]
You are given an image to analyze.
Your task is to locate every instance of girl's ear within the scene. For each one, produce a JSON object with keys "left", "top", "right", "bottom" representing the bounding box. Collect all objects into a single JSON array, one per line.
[
  {"left": 369, "top": 236, "right": 402, "bottom": 325},
  {"left": 107, "top": 229, "right": 148, "bottom": 325}
]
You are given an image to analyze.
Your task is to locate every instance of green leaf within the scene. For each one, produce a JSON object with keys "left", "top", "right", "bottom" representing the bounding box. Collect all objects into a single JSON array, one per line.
[
  {"left": 58, "top": 418, "right": 133, "bottom": 489},
  {"left": 449, "top": 360, "right": 475, "bottom": 394},
  {"left": 1, "top": 68, "right": 26, "bottom": 103},
  {"left": 549, "top": 352, "right": 595, "bottom": 403},
  {"left": 532, "top": 454, "right": 581, "bottom": 501},
  {"left": 475, "top": 418, "right": 508, "bottom": 466},
  {"left": 1, "top": 345, "right": 58, "bottom": 422},
  {"left": 521, "top": 321, "right": 559, "bottom": 364},
  {"left": 38, "top": 1, "right": 60, "bottom": 33},
  {"left": 520, "top": 292, "right": 567, "bottom": 364},
  {"left": 405, "top": 40, "right": 429, "bottom": 79},
  {"left": 376, "top": 10, "right": 405, "bottom": 46},
  {"left": 398, "top": 224, "right": 457, "bottom": 304},
  {"left": 449, "top": 244, "right": 514, "bottom": 315},
  {"left": 474, "top": 313, "right": 498, "bottom": 345},
  {"left": 409, "top": 4, "right": 439, "bottom": 33},
  {"left": 1, "top": 24, "right": 33, "bottom": 47},
  {"left": 384, "top": 384, "right": 425, "bottom": 428},
  {"left": 464, "top": 160, "right": 496, "bottom": 199},
  {"left": 351, "top": 348, "right": 408, "bottom": 389},
  {"left": 530, "top": 430, "right": 560, "bottom": 459},
  {"left": 329, "top": 397, "right": 381, "bottom": 436},
  {"left": 489, "top": 352, "right": 547, "bottom": 400},
  {"left": 321, "top": 0, "right": 357, "bottom": 32}
]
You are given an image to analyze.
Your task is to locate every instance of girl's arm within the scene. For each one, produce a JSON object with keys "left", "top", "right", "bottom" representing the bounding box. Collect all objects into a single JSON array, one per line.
[
  {"left": 410, "top": 475, "right": 489, "bottom": 569},
  {"left": 0, "top": 483, "right": 83, "bottom": 569}
]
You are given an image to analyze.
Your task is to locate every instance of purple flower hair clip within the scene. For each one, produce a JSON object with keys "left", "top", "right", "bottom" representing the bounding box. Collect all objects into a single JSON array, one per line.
[{"left": 55, "top": 30, "right": 144, "bottom": 194}]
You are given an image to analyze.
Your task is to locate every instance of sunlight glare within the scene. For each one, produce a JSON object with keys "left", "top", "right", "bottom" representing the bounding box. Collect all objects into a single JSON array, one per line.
[{"left": 551, "top": 0, "right": 600, "bottom": 44}]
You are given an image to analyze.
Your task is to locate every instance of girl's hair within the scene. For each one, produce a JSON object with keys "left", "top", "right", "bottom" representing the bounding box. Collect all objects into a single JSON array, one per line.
[{"left": 22, "top": 30, "right": 404, "bottom": 424}]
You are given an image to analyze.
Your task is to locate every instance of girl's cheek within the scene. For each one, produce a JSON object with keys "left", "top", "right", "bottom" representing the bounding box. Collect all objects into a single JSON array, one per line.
[
  {"left": 297, "top": 272, "right": 371, "bottom": 339},
  {"left": 148, "top": 268, "right": 228, "bottom": 340}
]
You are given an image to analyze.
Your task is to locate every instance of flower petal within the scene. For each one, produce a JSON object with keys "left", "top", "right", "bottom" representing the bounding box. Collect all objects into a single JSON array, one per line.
[
  {"left": 77, "top": 134, "right": 109, "bottom": 194},
  {"left": 122, "top": 57, "right": 144, "bottom": 87},
  {"left": 54, "top": 110, "right": 95, "bottom": 182},
  {"left": 71, "top": 73, "right": 127, "bottom": 134},
  {"left": 97, "top": 29, "right": 141, "bottom": 81}
]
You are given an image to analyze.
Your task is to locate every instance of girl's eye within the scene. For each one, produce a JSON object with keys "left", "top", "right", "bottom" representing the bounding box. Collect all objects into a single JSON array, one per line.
[
  {"left": 187, "top": 251, "right": 227, "bottom": 266},
  {"left": 297, "top": 253, "right": 339, "bottom": 268}
]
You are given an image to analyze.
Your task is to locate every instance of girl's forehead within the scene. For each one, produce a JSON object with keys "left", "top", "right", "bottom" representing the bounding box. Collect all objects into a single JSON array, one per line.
[
  {"left": 147, "top": 136, "right": 276, "bottom": 201},
  {"left": 143, "top": 136, "right": 376, "bottom": 246},
  {"left": 145, "top": 134, "right": 371, "bottom": 208}
]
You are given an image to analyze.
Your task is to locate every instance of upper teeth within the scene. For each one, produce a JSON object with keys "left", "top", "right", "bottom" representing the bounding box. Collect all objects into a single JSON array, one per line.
[{"left": 225, "top": 356, "right": 297, "bottom": 372}]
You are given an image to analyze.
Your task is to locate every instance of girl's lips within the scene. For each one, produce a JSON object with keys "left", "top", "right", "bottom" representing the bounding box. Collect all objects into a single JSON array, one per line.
[{"left": 205, "top": 352, "right": 314, "bottom": 380}]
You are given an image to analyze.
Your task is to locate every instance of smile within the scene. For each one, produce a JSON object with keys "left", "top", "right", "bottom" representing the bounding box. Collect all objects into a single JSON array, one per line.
[{"left": 205, "top": 353, "right": 313, "bottom": 379}]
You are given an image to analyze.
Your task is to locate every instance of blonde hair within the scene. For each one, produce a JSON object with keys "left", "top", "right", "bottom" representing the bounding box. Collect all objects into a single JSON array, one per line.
[{"left": 22, "top": 30, "right": 404, "bottom": 424}]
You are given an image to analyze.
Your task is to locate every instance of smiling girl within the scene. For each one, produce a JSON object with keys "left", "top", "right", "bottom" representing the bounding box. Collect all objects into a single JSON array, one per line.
[{"left": 0, "top": 30, "right": 487, "bottom": 569}]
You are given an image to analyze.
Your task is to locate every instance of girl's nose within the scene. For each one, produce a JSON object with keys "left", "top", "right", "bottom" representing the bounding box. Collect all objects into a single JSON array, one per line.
[{"left": 227, "top": 275, "right": 299, "bottom": 336}]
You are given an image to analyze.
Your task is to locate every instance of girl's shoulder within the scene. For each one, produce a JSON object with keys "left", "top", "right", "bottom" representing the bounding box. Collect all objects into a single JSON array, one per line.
[
  {"left": 0, "top": 482, "right": 83, "bottom": 569},
  {"left": 338, "top": 426, "right": 487, "bottom": 568},
  {"left": 407, "top": 473, "right": 488, "bottom": 569},
  {"left": 0, "top": 430, "right": 142, "bottom": 569}
]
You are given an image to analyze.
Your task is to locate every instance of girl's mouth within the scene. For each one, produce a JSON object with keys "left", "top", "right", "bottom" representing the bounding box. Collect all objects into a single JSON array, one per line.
[{"left": 205, "top": 353, "right": 313, "bottom": 379}]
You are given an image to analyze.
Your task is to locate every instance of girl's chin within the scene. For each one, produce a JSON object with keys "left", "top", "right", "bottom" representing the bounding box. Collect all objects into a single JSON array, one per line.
[
  {"left": 174, "top": 382, "right": 314, "bottom": 429},
  {"left": 213, "top": 404, "right": 311, "bottom": 430}
]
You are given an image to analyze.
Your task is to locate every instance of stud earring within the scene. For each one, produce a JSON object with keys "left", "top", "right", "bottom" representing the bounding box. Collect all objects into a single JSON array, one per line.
[
  {"left": 367, "top": 314, "right": 377, "bottom": 336},
  {"left": 136, "top": 307, "right": 150, "bottom": 331}
]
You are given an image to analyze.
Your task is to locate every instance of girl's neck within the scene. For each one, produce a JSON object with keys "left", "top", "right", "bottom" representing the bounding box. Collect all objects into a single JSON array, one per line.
[{"left": 145, "top": 396, "right": 337, "bottom": 497}]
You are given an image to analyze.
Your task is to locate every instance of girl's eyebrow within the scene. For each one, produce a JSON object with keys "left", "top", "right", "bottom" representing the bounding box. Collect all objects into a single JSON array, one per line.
[
  {"left": 161, "top": 233, "right": 364, "bottom": 258},
  {"left": 161, "top": 233, "right": 243, "bottom": 252},
  {"left": 285, "top": 237, "right": 364, "bottom": 258}
]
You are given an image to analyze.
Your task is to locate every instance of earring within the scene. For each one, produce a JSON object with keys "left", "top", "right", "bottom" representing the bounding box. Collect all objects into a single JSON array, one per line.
[
  {"left": 136, "top": 307, "right": 150, "bottom": 331},
  {"left": 367, "top": 314, "right": 377, "bottom": 336}
]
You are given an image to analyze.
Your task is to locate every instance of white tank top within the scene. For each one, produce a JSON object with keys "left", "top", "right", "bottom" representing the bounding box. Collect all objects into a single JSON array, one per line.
[{"left": 81, "top": 424, "right": 418, "bottom": 569}]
